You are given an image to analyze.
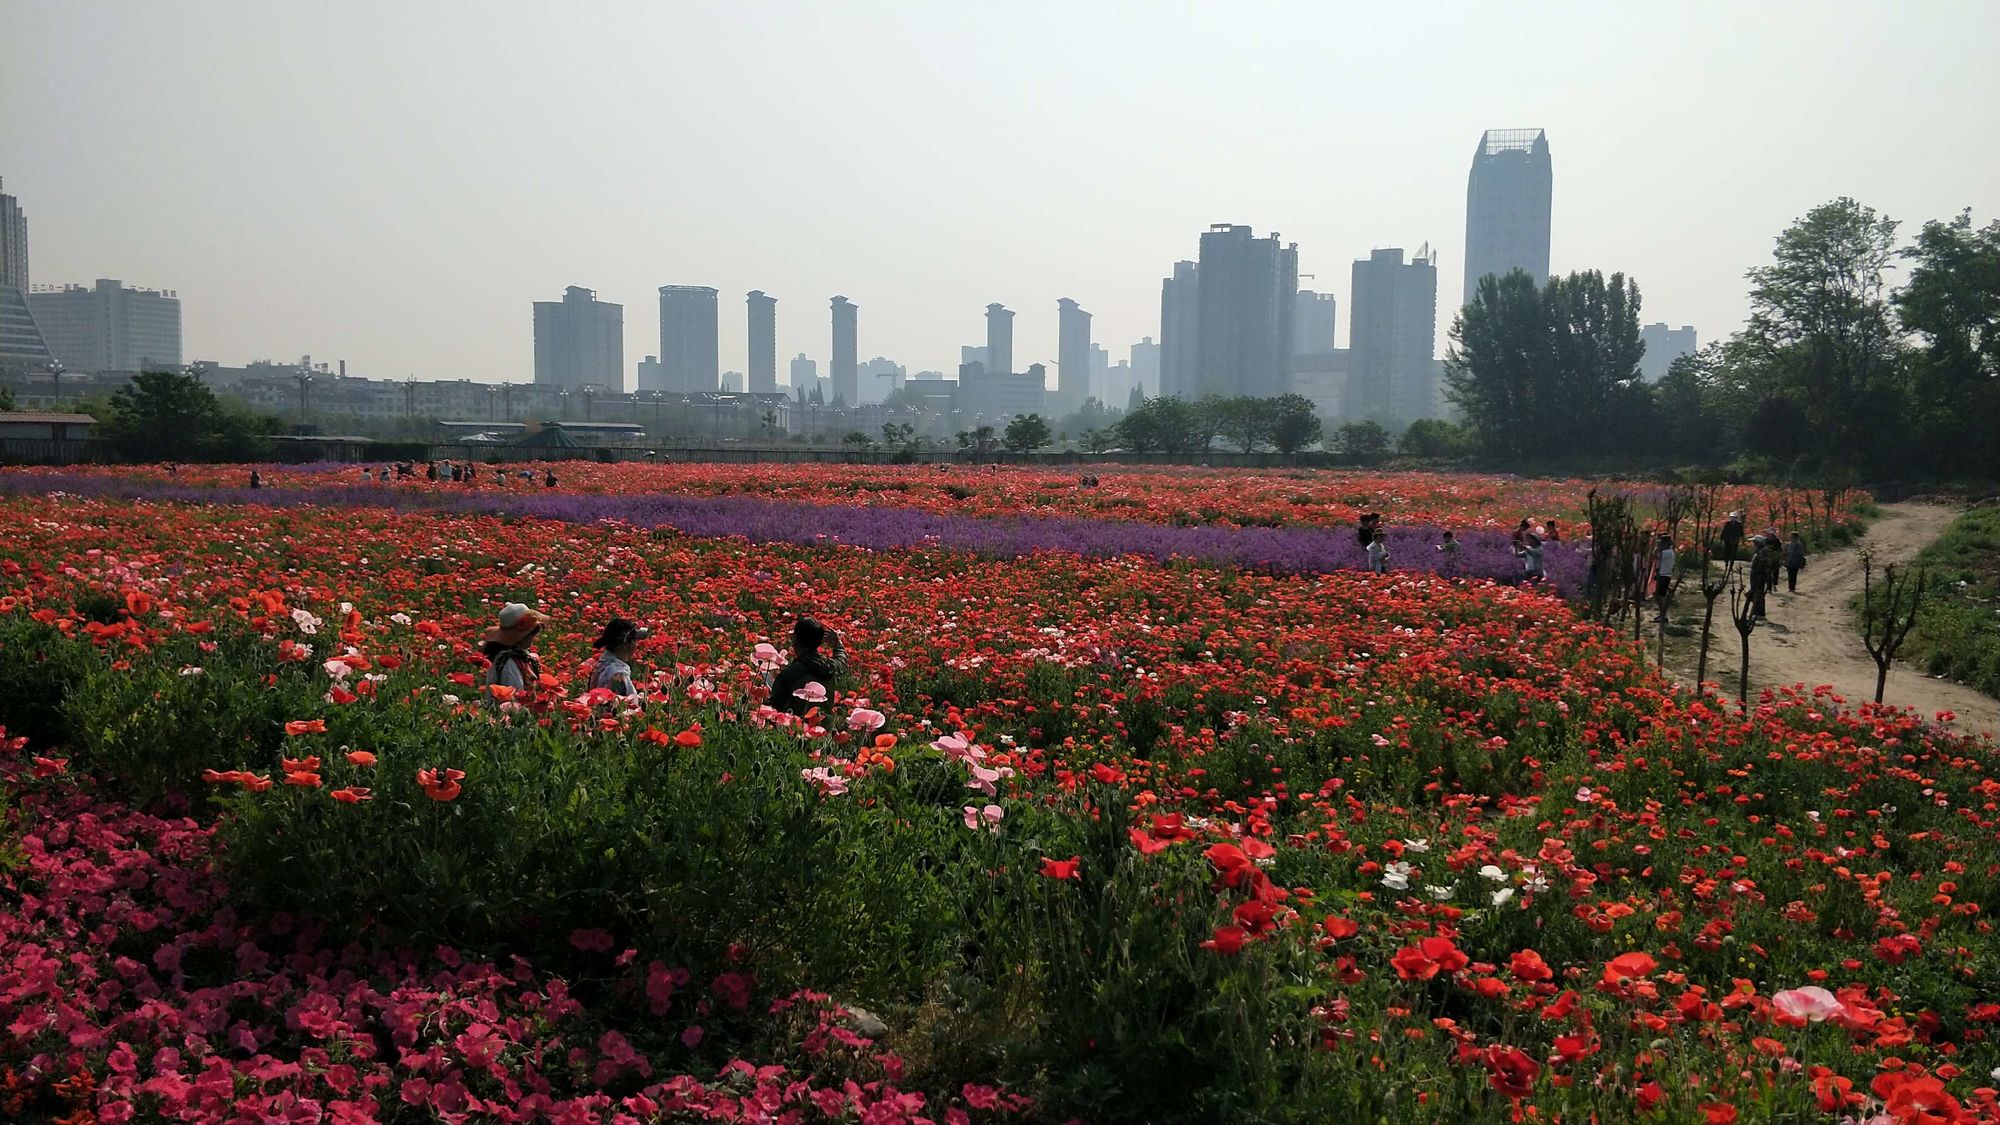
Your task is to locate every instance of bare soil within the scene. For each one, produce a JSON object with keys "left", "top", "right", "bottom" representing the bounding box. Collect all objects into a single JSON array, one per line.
[{"left": 1658, "top": 502, "right": 1999, "bottom": 740}]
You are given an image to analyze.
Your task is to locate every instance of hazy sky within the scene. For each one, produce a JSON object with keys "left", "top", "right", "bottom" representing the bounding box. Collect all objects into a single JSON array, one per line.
[{"left": 5, "top": 1, "right": 1997, "bottom": 386}]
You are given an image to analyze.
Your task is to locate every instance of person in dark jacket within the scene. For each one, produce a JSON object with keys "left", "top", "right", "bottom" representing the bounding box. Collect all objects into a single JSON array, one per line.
[
  {"left": 1747, "top": 536, "right": 1781, "bottom": 621},
  {"left": 768, "top": 617, "right": 847, "bottom": 716},
  {"left": 1721, "top": 511, "right": 1746, "bottom": 564},
  {"left": 1354, "top": 513, "right": 1380, "bottom": 552},
  {"left": 1784, "top": 532, "right": 1808, "bottom": 592}
]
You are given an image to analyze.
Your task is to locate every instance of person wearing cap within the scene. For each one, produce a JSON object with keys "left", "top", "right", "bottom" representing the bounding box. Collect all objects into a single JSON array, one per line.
[
  {"left": 483, "top": 603, "right": 545, "bottom": 692},
  {"left": 589, "top": 618, "right": 648, "bottom": 697},
  {"left": 768, "top": 617, "right": 847, "bottom": 717},
  {"left": 1721, "top": 511, "right": 1746, "bottom": 564}
]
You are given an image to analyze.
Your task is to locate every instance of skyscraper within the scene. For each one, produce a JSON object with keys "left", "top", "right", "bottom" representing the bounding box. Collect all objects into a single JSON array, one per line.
[
  {"left": 0, "top": 178, "right": 28, "bottom": 291},
  {"left": 1463, "top": 129, "right": 1553, "bottom": 308},
  {"left": 31, "top": 279, "right": 184, "bottom": 373},
  {"left": 659, "top": 285, "right": 719, "bottom": 394},
  {"left": 1293, "top": 290, "right": 1337, "bottom": 355},
  {"left": 1158, "top": 261, "right": 1198, "bottom": 399},
  {"left": 1194, "top": 224, "right": 1297, "bottom": 399},
  {"left": 789, "top": 352, "right": 817, "bottom": 391},
  {"left": 746, "top": 290, "right": 777, "bottom": 393},
  {"left": 985, "top": 303, "right": 1014, "bottom": 377},
  {"left": 1349, "top": 247, "right": 1439, "bottom": 423},
  {"left": 637, "top": 355, "right": 665, "bottom": 393},
  {"left": 1129, "top": 336, "right": 1160, "bottom": 400},
  {"left": 0, "top": 178, "right": 53, "bottom": 376},
  {"left": 1639, "top": 323, "right": 1699, "bottom": 381},
  {"left": 829, "top": 296, "right": 857, "bottom": 406},
  {"left": 1056, "top": 297, "right": 1091, "bottom": 415}
]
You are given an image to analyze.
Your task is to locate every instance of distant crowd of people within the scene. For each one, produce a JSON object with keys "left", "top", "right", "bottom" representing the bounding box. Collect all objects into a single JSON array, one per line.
[{"left": 1350, "top": 507, "right": 1812, "bottom": 624}]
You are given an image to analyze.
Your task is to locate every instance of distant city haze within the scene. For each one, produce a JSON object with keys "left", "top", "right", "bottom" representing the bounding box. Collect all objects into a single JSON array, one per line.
[{"left": 3, "top": 1, "right": 1995, "bottom": 386}]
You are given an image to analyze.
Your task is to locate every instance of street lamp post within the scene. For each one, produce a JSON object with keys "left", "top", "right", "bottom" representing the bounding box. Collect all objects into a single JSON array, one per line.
[
  {"left": 46, "top": 360, "right": 64, "bottom": 404},
  {"left": 183, "top": 361, "right": 206, "bottom": 385},
  {"left": 295, "top": 369, "right": 313, "bottom": 424}
]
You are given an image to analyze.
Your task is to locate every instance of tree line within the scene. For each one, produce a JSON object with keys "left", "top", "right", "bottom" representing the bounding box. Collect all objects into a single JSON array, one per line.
[{"left": 1446, "top": 199, "right": 1999, "bottom": 479}]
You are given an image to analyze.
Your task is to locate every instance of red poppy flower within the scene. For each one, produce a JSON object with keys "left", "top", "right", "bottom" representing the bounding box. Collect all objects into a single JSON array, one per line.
[
  {"left": 1039, "top": 856, "right": 1080, "bottom": 881},
  {"left": 283, "top": 719, "right": 327, "bottom": 736}
]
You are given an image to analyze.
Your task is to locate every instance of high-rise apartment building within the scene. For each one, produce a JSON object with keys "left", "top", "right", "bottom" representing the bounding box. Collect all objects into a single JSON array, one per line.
[
  {"left": 858, "top": 356, "right": 905, "bottom": 403},
  {"left": 637, "top": 355, "right": 665, "bottom": 393},
  {"left": 1129, "top": 337, "right": 1160, "bottom": 400},
  {"left": 829, "top": 296, "right": 857, "bottom": 405},
  {"left": 960, "top": 344, "right": 990, "bottom": 371},
  {"left": 659, "top": 285, "right": 719, "bottom": 394},
  {"left": 1463, "top": 129, "right": 1553, "bottom": 308},
  {"left": 1056, "top": 297, "right": 1091, "bottom": 415},
  {"left": 1639, "top": 323, "right": 1699, "bottom": 381},
  {"left": 1194, "top": 224, "right": 1297, "bottom": 399},
  {"left": 30, "top": 278, "right": 184, "bottom": 373},
  {"left": 1349, "top": 247, "right": 1439, "bottom": 423},
  {"left": 1158, "top": 261, "right": 1199, "bottom": 399},
  {"left": 531, "top": 285, "right": 622, "bottom": 392},
  {"left": 1293, "top": 290, "right": 1337, "bottom": 355},
  {"left": 789, "top": 352, "right": 817, "bottom": 391},
  {"left": 746, "top": 290, "right": 777, "bottom": 394},
  {"left": 985, "top": 303, "right": 1014, "bottom": 377},
  {"left": 0, "top": 178, "right": 53, "bottom": 375},
  {"left": 1, "top": 178, "right": 28, "bottom": 291}
]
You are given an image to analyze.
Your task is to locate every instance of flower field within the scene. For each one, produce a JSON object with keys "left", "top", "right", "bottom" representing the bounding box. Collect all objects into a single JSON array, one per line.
[
  {"left": 5, "top": 460, "right": 1868, "bottom": 536},
  {"left": 0, "top": 466, "right": 1994, "bottom": 1124}
]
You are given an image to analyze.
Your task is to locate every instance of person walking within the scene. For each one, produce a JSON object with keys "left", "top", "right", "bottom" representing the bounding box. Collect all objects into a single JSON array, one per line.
[
  {"left": 482, "top": 603, "right": 546, "bottom": 693},
  {"left": 1747, "top": 536, "right": 1781, "bottom": 622},
  {"left": 1652, "top": 533, "right": 1676, "bottom": 621},
  {"left": 768, "top": 617, "right": 847, "bottom": 716},
  {"left": 1721, "top": 511, "right": 1746, "bottom": 564},
  {"left": 1783, "top": 532, "right": 1808, "bottom": 593}
]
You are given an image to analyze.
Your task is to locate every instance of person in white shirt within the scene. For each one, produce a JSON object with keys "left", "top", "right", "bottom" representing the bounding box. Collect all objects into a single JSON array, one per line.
[
  {"left": 1366, "top": 529, "right": 1390, "bottom": 574},
  {"left": 588, "top": 618, "right": 648, "bottom": 697},
  {"left": 1653, "top": 534, "right": 1676, "bottom": 620},
  {"left": 1520, "top": 533, "right": 1545, "bottom": 582}
]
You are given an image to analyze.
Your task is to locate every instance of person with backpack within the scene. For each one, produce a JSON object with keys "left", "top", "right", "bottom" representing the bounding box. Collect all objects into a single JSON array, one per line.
[
  {"left": 482, "top": 603, "right": 546, "bottom": 693},
  {"left": 1784, "top": 532, "right": 1808, "bottom": 592},
  {"left": 768, "top": 617, "right": 847, "bottom": 717}
]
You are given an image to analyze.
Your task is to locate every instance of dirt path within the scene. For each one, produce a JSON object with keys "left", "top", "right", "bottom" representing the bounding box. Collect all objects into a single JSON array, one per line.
[{"left": 1665, "top": 501, "right": 1999, "bottom": 740}]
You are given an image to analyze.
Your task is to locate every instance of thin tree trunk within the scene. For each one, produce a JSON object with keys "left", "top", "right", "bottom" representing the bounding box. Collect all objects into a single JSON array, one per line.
[
  {"left": 1696, "top": 597, "right": 1718, "bottom": 685},
  {"left": 1875, "top": 663, "right": 1889, "bottom": 705},
  {"left": 1738, "top": 632, "right": 1750, "bottom": 705}
]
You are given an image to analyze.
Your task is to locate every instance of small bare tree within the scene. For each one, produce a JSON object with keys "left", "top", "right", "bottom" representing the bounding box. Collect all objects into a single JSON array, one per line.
[
  {"left": 1728, "top": 568, "right": 1756, "bottom": 705},
  {"left": 1682, "top": 484, "right": 1733, "bottom": 686},
  {"left": 1860, "top": 553, "right": 1933, "bottom": 705}
]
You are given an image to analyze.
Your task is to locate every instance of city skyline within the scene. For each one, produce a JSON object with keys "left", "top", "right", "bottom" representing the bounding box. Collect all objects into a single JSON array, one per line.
[{"left": 3, "top": 3, "right": 1996, "bottom": 386}]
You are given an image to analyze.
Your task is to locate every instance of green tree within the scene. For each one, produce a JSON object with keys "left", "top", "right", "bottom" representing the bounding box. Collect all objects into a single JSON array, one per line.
[
  {"left": 1115, "top": 396, "right": 1200, "bottom": 454},
  {"left": 1895, "top": 209, "right": 2000, "bottom": 475},
  {"left": 1735, "top": 197, "right": 1905, "bottom": 467},
  {"left": 1397, "top": 417, "right": 1471, "bottom": 458},
  {"left": 1003, "top": 413, "right": 1053, "bottom": 453},
  {"left": 1333, "top": 420, "right": 1391, "bottom": 461},
  {"left": 0, "top": 385, "right": 15, "bottom": 412},
  {"left": 956, "top": 425, "right": 999, "bottom": 457},
  {"left": 1445, "top": 270, "right": 1551, "bottom": 458},
  {"left": 1190, "top": 395, "right": 1230, "bottom": 452},
  {"left": 1266, "top": 394, "right": 1322, "bottom": 455},
  {"left": 1215, "top": 396, "right": 1275, "bottom": 452},
  {"left": 103, "top": 369, "right": 225, "bottom": 462},
  {"left": 881, "top": 421, "right": 915, "bottom": 449},
  {"left": 841, "top": 430, "right": 874, "bottom": 448},
  {"left": 1080, "top": 427, "right": 1118, "bottom": 454}
]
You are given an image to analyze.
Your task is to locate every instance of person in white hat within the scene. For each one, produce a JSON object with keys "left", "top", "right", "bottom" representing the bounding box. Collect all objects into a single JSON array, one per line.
[
  {"left": 1720, "top": 511, "right": 1746, "bottom": 563},
  {"left": 483, "top": 603, "right": 546, "bottom": 692}
]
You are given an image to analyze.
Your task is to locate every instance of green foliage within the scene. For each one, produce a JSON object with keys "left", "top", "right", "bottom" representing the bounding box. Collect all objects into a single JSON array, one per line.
[
  {"left": 99, "top": 369, "right": 283, "bottom": 462},
  {"left": 1332, "top": 420, "right": 1391, "bottom": 461},
  {"left": 1398, "top": 417, "right": 1473, "bottom": 458},
  {"left": 1445, "top": 269, "right": 1646, "bottom": 459},
  {"left": 0, "top": 385, "right": 14, "bottom": 412},
  {"left": 1115, "top": 396, "right": 1199, "bottom": 453},
  {"left": 1002, "top": 413, "right": 1052, "bottom": 453},
  {"left": 1267, "top": 393, "right": 1322, "bottom": 455},
  {"left": 1869, "top": 504, "right": 2000, "bottom": 697}
]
